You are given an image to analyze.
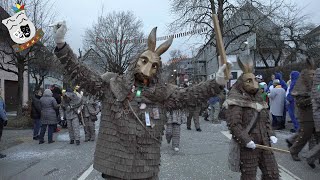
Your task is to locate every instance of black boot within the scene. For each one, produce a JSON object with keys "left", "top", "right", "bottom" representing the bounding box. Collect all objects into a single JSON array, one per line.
[
  {"left": 70, "top": 140, "right": 74, "bottom": 144},
  {"left": 76, "top": 140, "right": 80, "bottom": 145},
  {"left": 285, "top": 139, "right": 293, "bottom": 148},
  {"left": 291, "top": 154, "right": 301, "bottom": 161},
  {"left": 0, "top": 153, "right": 6, "bottom": 159},
  {"left": 39, "top": 140, "right": 45, "bottom": 144},
  {"left": 187, "top": 127, "right": 191, "bottom": 130},
  {"left": 196, "top": 128, "right": 202, "bottom": 132}
]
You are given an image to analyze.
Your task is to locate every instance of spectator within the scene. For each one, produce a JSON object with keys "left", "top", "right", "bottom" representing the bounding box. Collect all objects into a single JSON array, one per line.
[
  {"left": 39, "top": 89, "right": 59, "bottom": 144},
  {"left": 286, "top": 71, "right": 300, "bottom": 133},
  {"left": 0, "top": 92, "right": 8, "bottom": 158},
  {"left": 207, "top": 95, "right": 221, "bottom": 124},
  {"left": 268, "top": 79, "right": 286, "bottom": 130},
  {"left": 266, "top": 74, "right": 276, "bottom": 92},
  {"left": 259, "top": 82, "right": 268, "bottom": 103},
  {"left": 31, "top": 89, "right": 43, "bottom": 140}
]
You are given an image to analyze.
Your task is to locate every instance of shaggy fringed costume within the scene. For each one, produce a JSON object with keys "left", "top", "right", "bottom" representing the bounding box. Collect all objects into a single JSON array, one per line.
[
  {"left": 224, "top": 56, "right": 279, "bottom": 180},
  {"left": 54, "top": 33, "right": 224, "bottom": 179},
  {"left": 289, "top": 63, "right": 316, "bottom": 160}
]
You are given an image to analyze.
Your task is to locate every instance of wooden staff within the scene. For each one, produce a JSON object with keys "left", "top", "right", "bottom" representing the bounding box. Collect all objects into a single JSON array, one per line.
[
  {"left": 212, "top": 14, "right": 230, "bottom": 80},
  {"left": 256, "top": 144, "right": 290, "bottom": 154}
]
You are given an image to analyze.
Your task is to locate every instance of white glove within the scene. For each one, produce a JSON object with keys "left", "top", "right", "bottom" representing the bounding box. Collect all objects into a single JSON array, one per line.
[
  {"left": 60, "top": 117, "right": 64, "bottom": 121},
  {"left": 270, "top": 136, "right": 278, "bottom": 144},
  {"left": 51, "top": 20, "right": 67, "bottom": 44},
  {"left": 77, "top": 109, "right": 81, "bottom": 114},
  {"left": 246, "top": 140, "right": 256, "bottom": 149},
  {"left": 215, "top": 61, "right": 232, "bottom": 86}
]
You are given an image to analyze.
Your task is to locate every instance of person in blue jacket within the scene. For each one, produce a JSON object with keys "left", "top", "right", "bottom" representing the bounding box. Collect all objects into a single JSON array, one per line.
[
  {"left": 0, "top": 93, "right": 8, "bottom": 158},
  {"left": 287, "top": 71, "right": 300, "bottom": 132}
]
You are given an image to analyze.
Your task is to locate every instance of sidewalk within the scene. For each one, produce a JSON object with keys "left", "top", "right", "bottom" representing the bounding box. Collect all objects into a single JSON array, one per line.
[{"left": 0, "top": 129, "right": 32, "bottom": 151}]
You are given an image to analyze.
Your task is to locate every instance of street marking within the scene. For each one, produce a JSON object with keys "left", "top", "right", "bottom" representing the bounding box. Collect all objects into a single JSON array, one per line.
[
  {"left": 221, "top": 131, "right": 301, "bottom": 180},
  {"left": 78, "top": 164, "right": 93, "bottom": 180}
]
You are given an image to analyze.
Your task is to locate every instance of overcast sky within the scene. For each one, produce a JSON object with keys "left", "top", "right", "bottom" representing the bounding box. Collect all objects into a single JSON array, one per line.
[{"left": 49, "top": 0, "right": 320, "bottom": 61}]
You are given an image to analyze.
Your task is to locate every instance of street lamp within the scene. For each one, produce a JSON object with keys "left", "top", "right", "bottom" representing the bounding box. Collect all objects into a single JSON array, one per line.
[{"left": 173, "top": 69, "right": 177, "bottom": 72}]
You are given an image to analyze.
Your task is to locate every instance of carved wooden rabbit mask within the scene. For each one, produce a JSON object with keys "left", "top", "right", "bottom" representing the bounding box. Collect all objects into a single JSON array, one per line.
[
  {"left": 135, "top": 27, "right": 173, "bottom": 82},
  {"left": 237, "top": 55, "right": 259, "bottom": 94}
]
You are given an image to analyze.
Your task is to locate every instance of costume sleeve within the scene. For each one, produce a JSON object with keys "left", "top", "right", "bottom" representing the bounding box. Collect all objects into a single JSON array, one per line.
[
  {"left": 312, "top": 68, "right": 320, "bottom": 104},
  {"left": 225, "top": 105, "right": 252, "bottom": 147},
  {"left": 54, "top": 43, "right": 104, "bottom": 98},
  {"left": 163, "top": 79, "right": 224, "bottom": 109}
]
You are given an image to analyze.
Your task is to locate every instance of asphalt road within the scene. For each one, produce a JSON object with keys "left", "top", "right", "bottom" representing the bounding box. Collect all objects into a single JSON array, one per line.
[{"left": 0, "top": 116, "right": 319, "bottom": 180}]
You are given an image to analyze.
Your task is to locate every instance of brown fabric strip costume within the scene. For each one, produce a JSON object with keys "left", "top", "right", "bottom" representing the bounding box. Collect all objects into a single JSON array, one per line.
[
  {"left": 54, "top": 34, "right": 224, "bottom": 179},
  {"left": 225, "top": 55, "right": 279, "bottom": 180}
]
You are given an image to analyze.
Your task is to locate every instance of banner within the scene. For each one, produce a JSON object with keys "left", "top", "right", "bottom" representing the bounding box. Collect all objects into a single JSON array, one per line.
[{"left": 96, "top": 27, "right": 208, "bottom": 44}]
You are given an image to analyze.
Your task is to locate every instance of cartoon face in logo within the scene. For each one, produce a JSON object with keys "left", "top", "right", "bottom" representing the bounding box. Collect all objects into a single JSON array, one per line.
[{"left": 1, "top": 10, "right": 36, "bottom": 44}]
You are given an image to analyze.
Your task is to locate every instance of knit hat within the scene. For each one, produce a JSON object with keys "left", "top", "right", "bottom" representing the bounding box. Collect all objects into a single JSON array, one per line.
[{"left": 273, "top": 79, "right": 280, "bottom": 85}]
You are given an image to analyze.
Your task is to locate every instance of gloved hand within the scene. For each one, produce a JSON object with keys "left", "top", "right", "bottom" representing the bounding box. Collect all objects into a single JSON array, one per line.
[
  {"left": 51, "top": 20, "right": 67, "bottom": 44},
  {"left": 60, "top": 117, "right": 64, "bottom": 121},
  {"left": 246, "top": 140, "right": 256, "bottom": 149},
  {"left": 3, "top": 120, "right": 8, "bottom": 126},
  {"left": 215, "top": 61, "right": 233, "bottom": 86},
  {"left": 270, "top": 136, "right": 278, "bottom": 144},
  {"left": 77, "top": 109, "right": 81, "bottom": 114}
]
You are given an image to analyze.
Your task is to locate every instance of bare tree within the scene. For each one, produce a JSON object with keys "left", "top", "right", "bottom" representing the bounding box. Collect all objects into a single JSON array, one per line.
[
  {"left": 83, "top": 11, "right": 145, "bottom": 74},
  {"left": 0, "top": 0, "right": 56, "bottom": 117},
  {"left": 170, "top": 0, "right": 316, "bottom": 68}
]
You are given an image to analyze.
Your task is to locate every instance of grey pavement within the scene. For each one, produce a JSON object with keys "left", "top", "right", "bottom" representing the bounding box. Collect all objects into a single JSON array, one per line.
[{"left": 0, "top": 115, "right": 319, "bottom": 180}]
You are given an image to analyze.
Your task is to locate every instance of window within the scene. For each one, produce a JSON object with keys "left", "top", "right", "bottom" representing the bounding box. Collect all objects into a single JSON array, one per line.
[{"left": 231, "top": 72, "right": 238, "bottom": 80}]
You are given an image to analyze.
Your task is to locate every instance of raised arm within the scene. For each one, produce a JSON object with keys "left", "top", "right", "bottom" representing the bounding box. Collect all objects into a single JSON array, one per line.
[
  {"left": 161, "top": 63, "right": 230, "bottom": 109},
  {"left": 163, "top": 79, "right": 224, "bottom": 109},
  {"left": 52, "top": 21, "right": 108, "bottom": 98}
]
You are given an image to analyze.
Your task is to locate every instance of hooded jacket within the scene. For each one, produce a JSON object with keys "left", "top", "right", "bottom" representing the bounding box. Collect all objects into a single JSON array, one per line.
[
  {"left": 40, "top": 89, "right": 59, "bottom": 125},
  {"left": 275, "top": 73, "right": 288, "bottom": 91}
]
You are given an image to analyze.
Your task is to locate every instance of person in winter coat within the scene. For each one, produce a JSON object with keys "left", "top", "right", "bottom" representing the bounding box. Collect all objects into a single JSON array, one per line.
[
  {"left": 39, "top": 89, "right": 59, "bottom": 144},
  {"left": 208, "top": 95, "right": 221, "bottom": 123},
  {"left": 31, "top": 89, "right": 43, "bottom": 140},
  {"left": 266, "top": 74, "right": 276, "bottom": 92},
  {"left": 82, "top": 92, "right": 100, "bottom": 142},
  {"left": 268, "top": 79, "right": 286, "bottom": 130},
  {"left": 0, "top": 92, "right": 8, "bottom": 158},
  {"left": 288, "top": 58, "right": 316, "bottom": 162},
  {"left": 60, "top": 88, "right": 82, "bottom": 145},
  {"left": 286, "top": 71, "right": 300, "bottom": 133}
]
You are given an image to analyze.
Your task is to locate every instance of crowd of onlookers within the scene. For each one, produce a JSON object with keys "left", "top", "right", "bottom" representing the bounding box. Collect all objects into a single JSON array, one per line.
[{"left": 0, "top": 84, "right": 100, "bottom": 159}]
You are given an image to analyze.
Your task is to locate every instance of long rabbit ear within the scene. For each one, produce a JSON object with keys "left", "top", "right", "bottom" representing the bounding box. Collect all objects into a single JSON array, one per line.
[
  {"left": 237, "top": 55, "right": 254, "bottom": 73},
  {"left": 155, "top": 36, "right": 174, "bottom": 56},
  {"left": 306, "top": 57, "right": 315, "bottom": 69},
  {"left": 148, "top": 27, "right": 157, "bottom": 51}
]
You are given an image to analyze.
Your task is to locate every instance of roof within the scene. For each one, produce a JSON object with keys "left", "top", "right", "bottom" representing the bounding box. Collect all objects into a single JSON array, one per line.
[{"left": 304, "top": 25, "right": 320, "bottom": 39}]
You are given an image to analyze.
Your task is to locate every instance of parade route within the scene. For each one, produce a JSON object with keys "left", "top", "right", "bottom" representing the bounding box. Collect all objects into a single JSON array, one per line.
[{"left": 1, "top": 118, "right": 320, "bottom": 180}]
